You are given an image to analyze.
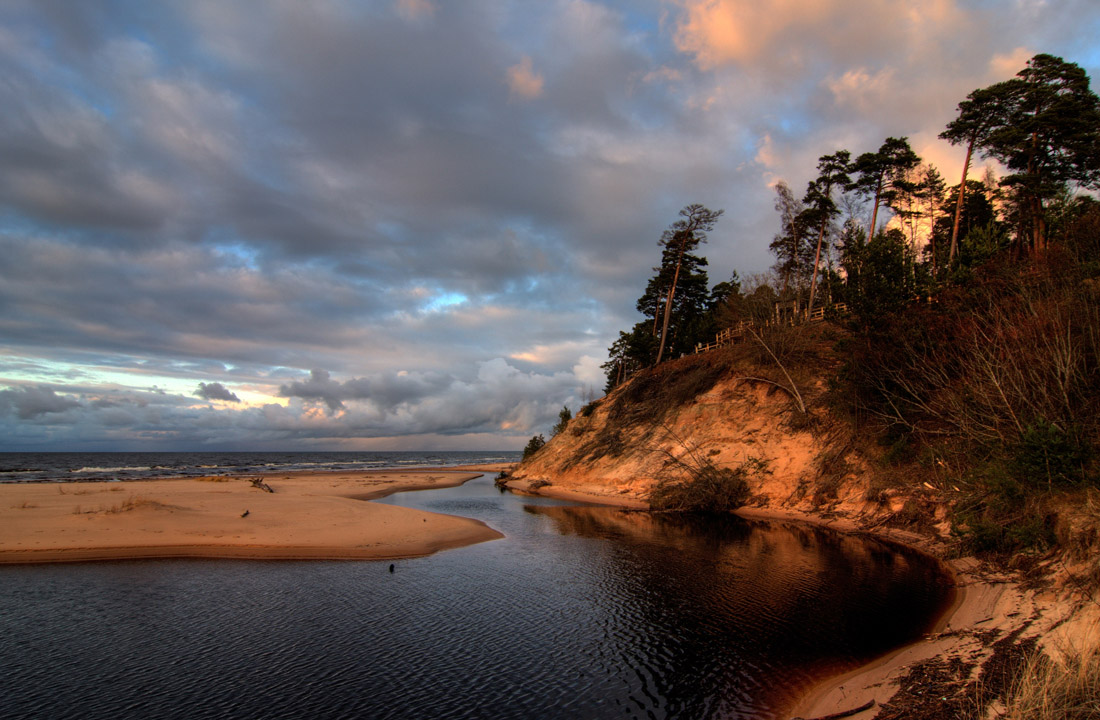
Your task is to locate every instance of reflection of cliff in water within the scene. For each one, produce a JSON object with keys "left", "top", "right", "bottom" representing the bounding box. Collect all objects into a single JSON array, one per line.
[{"left": 525, "top": 504, "right": 955, "bottom": 715}]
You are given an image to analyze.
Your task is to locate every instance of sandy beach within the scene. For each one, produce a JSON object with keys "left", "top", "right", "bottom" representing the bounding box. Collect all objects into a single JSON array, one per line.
[
  {"left": 6, "top": 463, "right": 1090, "bottom": 716},
  {"left": 0, "top": 466, "right": 509, "bottom": 564}
]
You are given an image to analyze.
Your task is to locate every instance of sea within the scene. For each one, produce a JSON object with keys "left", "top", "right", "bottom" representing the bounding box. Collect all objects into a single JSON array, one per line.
[{"left": 0, "top": 450, "right": 521, "bottom": 484}]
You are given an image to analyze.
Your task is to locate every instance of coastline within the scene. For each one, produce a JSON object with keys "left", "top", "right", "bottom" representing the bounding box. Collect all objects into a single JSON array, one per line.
[
  {"left": 508, "top": 479, "right": 1091, "bottom": 720},
  {"left": 0, "top": 465, "right": 510, "bottom": 564},
  {"left": 6, "top": 462, "right": 1090, "bottom": 714}
]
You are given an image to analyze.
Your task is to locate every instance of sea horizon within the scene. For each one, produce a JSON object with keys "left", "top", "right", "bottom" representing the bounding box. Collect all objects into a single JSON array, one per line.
[{"left": 0, "top": 449, "right": 521, "bottom": 484}]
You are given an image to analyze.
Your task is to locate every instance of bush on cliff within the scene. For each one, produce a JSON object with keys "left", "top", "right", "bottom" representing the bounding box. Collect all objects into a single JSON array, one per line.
[
  {"left": 649, "top": 456, "right": 767, "bottom": 514},
  {"left": 522, "top": 434, "right": 546, "bottom": 460}
]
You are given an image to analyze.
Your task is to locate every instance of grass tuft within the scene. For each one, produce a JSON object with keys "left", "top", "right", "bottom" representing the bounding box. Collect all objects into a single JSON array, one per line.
[{"left": 994, "top": 644, "right": 1100, "bottom": 720}]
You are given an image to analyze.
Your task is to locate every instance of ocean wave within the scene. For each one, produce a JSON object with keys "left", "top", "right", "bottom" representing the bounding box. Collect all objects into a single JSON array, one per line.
[
  {"left": 70, "top": 466, "right": 153, "bottom": 474},
  {"left": 265, "top": 460, "right": 387, "bottom": 469}
]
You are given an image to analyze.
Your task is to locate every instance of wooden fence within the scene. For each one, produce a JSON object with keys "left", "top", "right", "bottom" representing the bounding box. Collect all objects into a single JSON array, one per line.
[{"left": 694, "top": 303, "right": 848, "bottom": 354}]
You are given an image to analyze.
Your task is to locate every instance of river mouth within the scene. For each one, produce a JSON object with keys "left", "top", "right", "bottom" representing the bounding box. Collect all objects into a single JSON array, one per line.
[{"left": 2, "top": 475, "right": 953, "bottom": 719}]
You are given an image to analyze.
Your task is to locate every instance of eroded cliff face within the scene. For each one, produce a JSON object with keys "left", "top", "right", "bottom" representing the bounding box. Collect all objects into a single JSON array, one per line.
[
  {"left": 511, "top": 350, "right": 1099, "bottom": 720},
  {"left": 509, "top": 353, "right": 948, "bottom": 534}
]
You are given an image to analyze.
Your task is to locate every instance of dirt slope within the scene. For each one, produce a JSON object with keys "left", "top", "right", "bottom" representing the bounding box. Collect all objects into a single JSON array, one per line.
[{"left": 510, "top": 347, "right": 924, "bottom": 530}]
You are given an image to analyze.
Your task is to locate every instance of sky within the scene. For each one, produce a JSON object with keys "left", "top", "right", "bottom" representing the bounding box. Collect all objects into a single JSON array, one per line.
[{"left": 1, "top": 0, "right": 1098, "bottom": 452}]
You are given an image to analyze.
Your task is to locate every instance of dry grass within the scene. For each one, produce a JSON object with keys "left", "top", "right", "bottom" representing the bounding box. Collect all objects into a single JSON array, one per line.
[
  {"left": 71, "top": 496, "right": 155, "bottom": 515},
  {"left": 1052, "top": 489, "right": 1100, "bottom": 589},
  {"left": 1056, "top": 490, "right": 1100, "bottom": 559},
  {"left": 993, "top": 644, "right": 1100, "bottom": 719}
]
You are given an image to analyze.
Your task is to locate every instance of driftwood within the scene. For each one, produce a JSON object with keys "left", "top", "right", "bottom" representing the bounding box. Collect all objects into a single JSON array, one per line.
[
  {"left": 249, "top": 477, "right": 274, "bottom": 493},
  {"left": 791, "top": 699, "right": 875, "bottom": 720}
]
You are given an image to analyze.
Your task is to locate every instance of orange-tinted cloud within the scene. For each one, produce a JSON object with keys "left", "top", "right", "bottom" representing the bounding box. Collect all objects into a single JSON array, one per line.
[
  {"left": 394, "top": 0, "right": 434, "bottom": 22},
  {"left": 507, "top": 56, "right": 544, "bottom": 100},
  {"left": 989, "top": 47, "right": 1034, "bottom": 80},
  {"left": 672, "top": 0, "right": 832, "bottom": 69}
]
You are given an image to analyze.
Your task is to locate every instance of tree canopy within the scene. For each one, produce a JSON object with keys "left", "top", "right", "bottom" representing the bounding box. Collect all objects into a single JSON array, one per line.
[
  {"left": 946, "top": 54, "right": 1100, "bottom": 255},
  {"left": 654, "top": 205, "right": 724, "bottom": 365}
]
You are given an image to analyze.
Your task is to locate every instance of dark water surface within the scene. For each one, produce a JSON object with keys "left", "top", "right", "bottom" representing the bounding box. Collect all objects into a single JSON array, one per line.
[{"left": 0, "top": 475, "right": 953, "bottom": 719}]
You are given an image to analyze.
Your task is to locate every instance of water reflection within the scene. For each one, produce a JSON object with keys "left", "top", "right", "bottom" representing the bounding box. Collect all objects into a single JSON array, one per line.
[
  {"left": 0, "top": 478, "right": 953, "bottom": 720},
  {"left": 524, "top": 505, "right": 954, "bottom": 715}
]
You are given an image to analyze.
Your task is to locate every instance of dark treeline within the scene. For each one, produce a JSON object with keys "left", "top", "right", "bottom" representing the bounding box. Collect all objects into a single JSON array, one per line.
[
  {"left": 595, "top": 52, "right": 1100, "bottom": 554},
  {"left": 604, "top": 52, "right": 1100, "bottom": 393}
]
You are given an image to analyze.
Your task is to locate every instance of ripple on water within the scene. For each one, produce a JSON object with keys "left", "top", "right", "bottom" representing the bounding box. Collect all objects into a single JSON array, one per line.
[{"left": 1, "top": 478, "right": 952, "bottom": 719}]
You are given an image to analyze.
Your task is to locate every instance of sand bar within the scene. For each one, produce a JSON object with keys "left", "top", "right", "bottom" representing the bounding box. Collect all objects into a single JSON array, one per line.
[{"left": 0, "top": 466, "right": 510, "bottom": 564}]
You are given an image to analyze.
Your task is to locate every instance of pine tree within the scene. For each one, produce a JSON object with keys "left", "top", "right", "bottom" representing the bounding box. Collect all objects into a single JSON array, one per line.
[
  {"left": 654, "top": 204, "right": 723, "bottom": 365},
  {"left": 915, "top": 164, "right": 946, "bottom": 276},
  {"left": 800, "top": 151, "right": 851, "bottom": 316},
  {"left": 980, "top": 54, "right": 1100, "bottom": 254},
  {"left": 940, "top": 86, "right": 1004, "bottom": 265},
  {"left": 522, "top": 434, "right": 546, "bottom": 460},
  {"left": 848, "top": 137, "right": 921, "bottom": 242},
  {"left": 551, "top": 406, "right": 572, "bottom": 437},
  {"left": 769, "top": 181, "right": 810, "bottom": 295}
]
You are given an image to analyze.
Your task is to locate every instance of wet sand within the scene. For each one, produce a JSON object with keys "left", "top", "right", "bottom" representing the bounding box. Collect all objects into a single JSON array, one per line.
[{"left": 0, "top": 466, "right": 509, "bottom": 564}]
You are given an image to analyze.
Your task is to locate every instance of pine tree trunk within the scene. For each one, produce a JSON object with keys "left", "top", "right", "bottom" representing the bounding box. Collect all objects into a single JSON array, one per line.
[
  {"left": 867, "top": 175, "right": 883, "bottom": 242},
  {"left": 807, "top": 221, "right": 826, "bottom": 317},
  {"left": 655, "top": 255, "right": 683, "bottom": 365},
  {"left": 950, "top": 138, "right": 974, "bottom": 266}
]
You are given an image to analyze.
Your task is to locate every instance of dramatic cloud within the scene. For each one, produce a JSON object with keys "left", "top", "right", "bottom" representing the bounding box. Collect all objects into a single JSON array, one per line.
[
  {"left": 0, "top": 386, "right": 80, "bottom": 420},
  {"left": 0, "top": 0, "right": 1096, "bottom": 450}
]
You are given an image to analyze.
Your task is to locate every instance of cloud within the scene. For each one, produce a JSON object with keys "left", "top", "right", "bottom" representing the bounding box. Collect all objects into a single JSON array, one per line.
[
  {"left": 0, "top": 0, "right": 1096, "bottom": 450},
  {"left": 278, "top": 368, "right": 454, "bottom": 414},
  {"left": 275, "top": 361, "right": 583, "bottom": 436},
  {"left": 0, "top": 386, "right": 80, "bottom": 420},
  {"left": 395, "top": 0, "right": 435, "bottom": 22},
  {"left": 825, "top": 66, "right": 898, "bottom": 113},
  {"left": 195, "top": 382, "right": 241, "bottom": 403},
  {"left": 507, "top": 56, "right": 544, "bottom": 100},
  {"left": 989, "top": 47, "right": 1035, "bottom": 79}
]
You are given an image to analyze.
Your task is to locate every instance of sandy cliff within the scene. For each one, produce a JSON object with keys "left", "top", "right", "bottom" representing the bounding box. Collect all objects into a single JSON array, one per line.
[
  {"left": 510, "top": 352, "right": 886, "bottom": 523},
  {"left": 508, "top": 349, "right": 1098, "bottom": 719}
]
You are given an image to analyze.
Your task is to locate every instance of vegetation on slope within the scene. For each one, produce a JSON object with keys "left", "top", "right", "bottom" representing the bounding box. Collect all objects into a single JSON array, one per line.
[{"left": 516, "top": 81, "right": 1100, "bottom": 720}]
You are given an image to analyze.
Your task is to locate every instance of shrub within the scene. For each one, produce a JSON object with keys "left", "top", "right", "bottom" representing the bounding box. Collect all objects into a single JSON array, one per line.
[
  {"left": 522, "top": 434, "right": 546, "bottom": 461},
  {"left": 1013, "top": 419, "right": 1091, "bottom": 488},
  {"left": 953, "top": 465, "right": 1056, "bottom": 554},
  {"left": 649, "top": 456, "right": 767, "bottom": 514}
]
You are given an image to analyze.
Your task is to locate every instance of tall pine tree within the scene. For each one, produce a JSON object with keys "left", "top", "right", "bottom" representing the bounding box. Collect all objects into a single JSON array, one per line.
[
  {"left": 800, "top": 151, "right": 851, "bottom": 316},
  {"left": 654, "top": 205, "right": 723, "bottom": 365}
]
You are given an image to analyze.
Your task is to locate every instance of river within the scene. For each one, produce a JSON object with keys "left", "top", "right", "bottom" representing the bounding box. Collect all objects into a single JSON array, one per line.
[{"left": 0, "top": 473, "right": 953, "bottom": 719}]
